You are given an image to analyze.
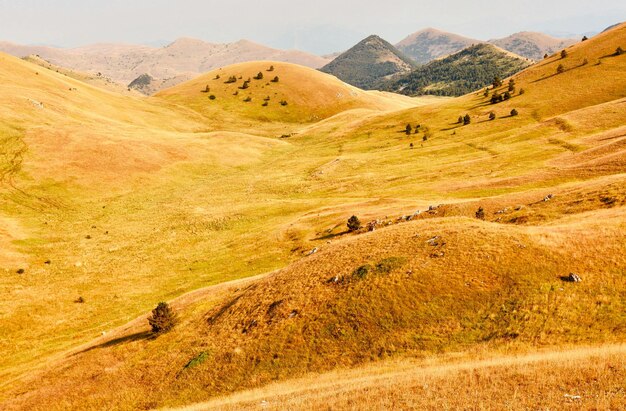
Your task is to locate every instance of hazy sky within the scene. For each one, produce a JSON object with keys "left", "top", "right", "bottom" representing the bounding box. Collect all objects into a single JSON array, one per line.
[{"left": 0, "top": 0, "right": 624, "bottom": 54}]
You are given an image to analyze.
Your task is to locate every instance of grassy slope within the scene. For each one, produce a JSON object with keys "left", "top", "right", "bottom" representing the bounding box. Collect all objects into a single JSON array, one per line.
[{"left": 1, "top": 23, "right": 625, "bottom": 410}]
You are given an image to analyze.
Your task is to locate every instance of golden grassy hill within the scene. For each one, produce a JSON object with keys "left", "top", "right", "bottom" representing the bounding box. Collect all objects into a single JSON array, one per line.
[
  {"left": 155, "top": 61, "right": 421, "bottom": 124},
  {"left": 0, "top": 23, "right": 625, "bottom": 411}
]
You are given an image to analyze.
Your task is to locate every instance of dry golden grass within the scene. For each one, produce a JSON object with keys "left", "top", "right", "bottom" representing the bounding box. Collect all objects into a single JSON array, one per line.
[
  {"left": 177, "top": 345, "right": 626, "bottom": 411},
  {"left": 0, "top": 23, "right": 625, "bottom": 411}
]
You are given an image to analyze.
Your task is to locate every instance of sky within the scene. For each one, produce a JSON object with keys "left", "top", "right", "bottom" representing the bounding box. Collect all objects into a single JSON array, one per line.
[{"left": 0, "top": 0, "right": 624, "bottom": 54}]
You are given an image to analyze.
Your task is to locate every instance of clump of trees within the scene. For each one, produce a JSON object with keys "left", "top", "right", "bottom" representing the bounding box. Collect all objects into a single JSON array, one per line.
[
  {"left": 347, "top": 215, "right": 362, "bottom": 232},
  {"left": 148, "top": 302, "right": 177, "bottom": 334}
]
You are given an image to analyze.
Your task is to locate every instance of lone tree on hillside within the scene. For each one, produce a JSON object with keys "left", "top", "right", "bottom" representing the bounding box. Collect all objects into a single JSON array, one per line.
[
  {"left": 148, "top": 302, "right": 177, "bottom": 334},
  {"left": 458, "top": 116, "right": 464, "bottom": 124},
  {"left": 202, "top": 85, "right": 210, "bottom": 93},
  {"left": 347, "top": 215, "right": 362, "bottom": 232},
  {"left": 463, "top": 114, "right": 471, "bottom": 125},
  {"left": 489, "top": 111, "right": 496, "bottom": 121},
  {"left": 616, "top": 46, "right": 624, "bottom": 56},
  {"left": 561, "top": 50, "right": 568, "bottom": 59},
  {"left": 582, "top": 36, "right": 588, "bottom": 41},
  {"left": 544, "top": 53, "right": 549, "bottom": 59},
  {"left": 510, "top": 108, "right": 519, "bottom": 116},
  {"left": 267, "top": 65, "right": 275, "bottom": 71},
  {"left": 405, "top": 124, "right": 413, "bottom": 135},
  {"left": 557, "top": 64, "right": 565, "bottom": 74},
  {"left": 254, "top": 72, "right": 264, "bottom": 80},
  {"left": 271, "top": 76, "right": 279, "bottom": 83}
]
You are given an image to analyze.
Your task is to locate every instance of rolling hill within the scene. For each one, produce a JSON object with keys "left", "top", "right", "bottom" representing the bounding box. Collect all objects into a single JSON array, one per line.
[
  {"left": 319, "top": 35, "right": 416, "bottom": 90},
  {"left": 384, "top": 43, "right": 532, "bottom": 96},
  {"left": 489, "top": 31, "right": 578, "bottom": 60},
  {"left": 1, "top": 20, "right": 626, "bottom": 411},
  {"left": 395, "top": 28, "right": 479, "bottom": 64},
  {"left": 0, "top": 38, "right": 330, "bottom": 95}
]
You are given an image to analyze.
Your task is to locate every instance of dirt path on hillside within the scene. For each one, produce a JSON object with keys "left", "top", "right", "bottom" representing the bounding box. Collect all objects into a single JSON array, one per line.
[{"left": 168, "top": 344, "right": 626, "bottom": 411}]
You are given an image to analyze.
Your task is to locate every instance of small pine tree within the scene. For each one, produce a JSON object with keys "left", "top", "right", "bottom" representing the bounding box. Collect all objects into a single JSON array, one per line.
[
  {"left": 347, "top": 215, "right": 362, "bottom": 232},
  {"left": 148, "top": 302, "right": 177, "bottom": 334},
  {"left": 544, "top": 53, "right": 549, "bottom": 59},
  {"left": 557, "top": 64, "right": 565, "bottom": 74},
  {"left": 508, "top": 79, "right": 515, "bottom": 92},
  {"left": 254, "top": 72, "right": 264, "bottom": 80},
  {"left": 271, "top": 76, "right": 279, "bottom": 83},
  {"left": 214, "top": 74, "right": 220, "bottom": 80},
  {"left": 582, "top": 36, "right": 588, "bottom": 41},
  {"left": 510, "top": 108, "right": 519, "bottom": 116},
  {"left": 519, "top": 88, "right": 525, "bottom": 95},
  {"left": 267, "top": 65, "right": 275, "bottom": 71},
  {"left": 616, "top": 46, "right": 624, "bottom": 56},
  {"left": 561, "top": 50, "right": 568, "bottom": 59},
  {"left": 463, "top": 114, "right": 471, "bottom": 125},
  {"left": 489, "top": 111, "right": 496, "bottom": 121},
  {"left": 458, "top": 116, "right": 463, "bottom": 124},
  {"left": 405, "top": 123, "right": 413, "bottom": 135}
]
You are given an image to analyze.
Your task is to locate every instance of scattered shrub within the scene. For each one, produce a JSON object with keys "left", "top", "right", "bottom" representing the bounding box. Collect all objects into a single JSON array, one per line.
[
  {"left": 347, "top": 215, "right": 362, "bottom": 232},
  {"left": 267, "top": 65, "right": 275, "bottom": 72},
  {"left": 240, "top": 80, "right": 250, "bottom": 90},
  {"left": 16, "top": 268, "right": 24, "bottom": 274},
  {"left": 148, "top": 302, "right": 177, "bottom": 334},
  {"left": 489, "top": 111, "right": 496, "bottom": 121},
  {"left": 544, "top": 53, "right": 549, "bottom": 59},
  {"left": 457, "top": 116, "right": 463, "bottom": 124},
  {"left": 582, "top": 58, "right": 589, "bottom": 65},
  {"left": 243, "top": 96, "right": 252, "bottom": 102},
  {"left": 201, "top": 85, "right": 210, "bottom": 93},
  {"left": 561, "top": 50, "right": 568, "bottom": 59},
  {"left": 483, "top": 88, "right": 489, "bottom": 97},
  {"left": 557, "top": 64, "right": 565, "bottom": 74},
  {"left": 353, "top": 264, "right": 372, "bottom": 279},
  {"left": 492, "top": 76, "right": 502, "bottom": 88},
  {"left": 184, "top": 352, "right": 209, "bottom": 369},
  {"left": 475, "top": 207, "right": 485, "bottom": 220},
  {"left": 271, "top": 76, "right": 279, "bottom": 83},
  {"left": 214, "top": 74, "right": 220, "bottom": 80},
  {"left": 519, "top": 88, "right": 525, "bottom": 95},
  {"left": 280, "top": 100, "right": 288, "bottom": 106},
  {"left": 254, "top": 72, "right": 264, "bottom": 80},
  {"left": 582, "top": 36, "right": 588, "bottom": 41},
  {"left": 375, "top": 257, "right": 406, "bottom": 274},
  {"left": 510, "top": 108, "right": 519, "bottom": 116},
  {"left": 264, "top": 96, "right": 270, "bottom": 101},
  {"left": 209, "top": 95, "right": 216, "bottom": 100},
  {"left": 224, "top": 76, "right": 237, "bottom": 84},
  {"left": 616, "top": 46, "right": 624, "bottom": 56},
  {"left": 410, "top": 142, "right": 414, "bottom": 148},
  {"left": 233, "top": 90, "right": 239, "bottom": 96},
  {"left": 74, "top": 296, "right": 85, "bottom": 303},
  {"left": 503, "top": 91, "right": 511, "bottom": 100},
  {"left": 262, "top": 101, "right": 268, "bottom": 107}
]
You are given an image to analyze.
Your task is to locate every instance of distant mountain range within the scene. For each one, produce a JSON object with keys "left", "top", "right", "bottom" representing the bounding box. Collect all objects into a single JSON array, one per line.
[
  {"left": 0, "top": 28, "right": 585, "bottom": 95},
  {"left": 319, "top": 35, "right": 416, "bottom": 90}
]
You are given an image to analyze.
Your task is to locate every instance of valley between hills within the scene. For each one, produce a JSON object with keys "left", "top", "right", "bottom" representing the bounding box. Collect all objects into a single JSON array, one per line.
[{"left": 0, "top": 20, "right": 625, "bottom": 411}]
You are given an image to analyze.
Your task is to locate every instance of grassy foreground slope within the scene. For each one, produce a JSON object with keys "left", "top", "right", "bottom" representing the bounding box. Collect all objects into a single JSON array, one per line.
[
  {"left": 0, "top": 51, "right": 425, "bottom": 388},
  {"left": 0, "top": 22, "right": 625, "bottom": 411}
]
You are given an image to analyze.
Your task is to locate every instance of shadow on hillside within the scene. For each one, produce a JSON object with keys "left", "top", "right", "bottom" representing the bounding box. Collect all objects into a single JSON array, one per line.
[
  {"left": 73, "top": 330, "right": 153, "bottom": 355},
  {"left": 312, "top": 230, "right": 348, "bottom": 241}
]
